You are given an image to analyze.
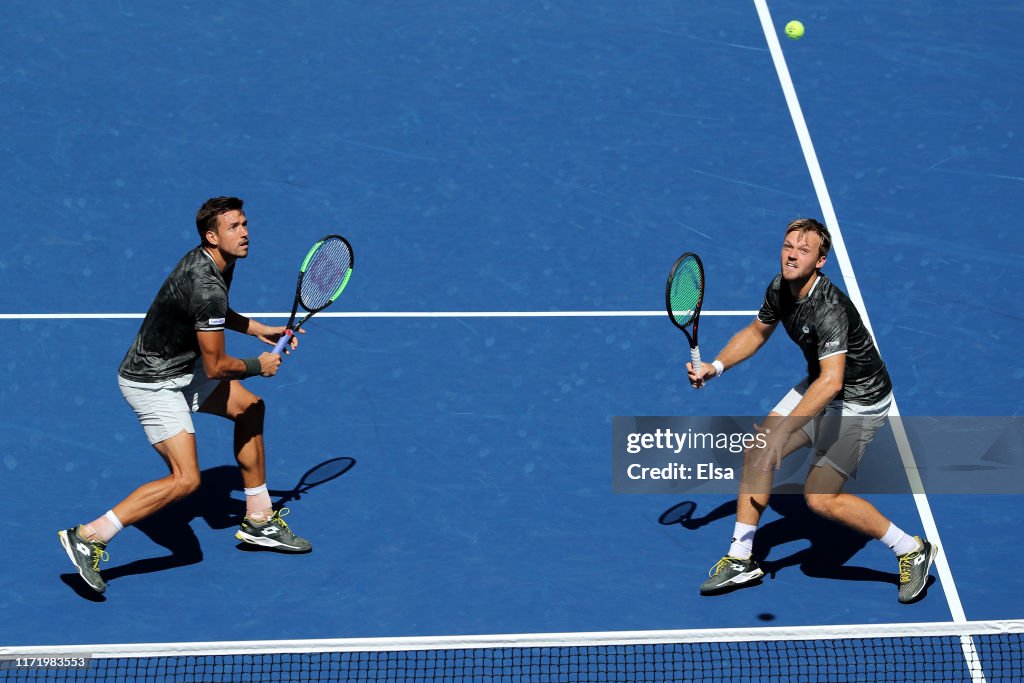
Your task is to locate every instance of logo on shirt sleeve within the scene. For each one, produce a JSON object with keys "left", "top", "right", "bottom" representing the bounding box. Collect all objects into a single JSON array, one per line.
[{"left": 208, "top": 317, "right": 226, "bottom": 326}]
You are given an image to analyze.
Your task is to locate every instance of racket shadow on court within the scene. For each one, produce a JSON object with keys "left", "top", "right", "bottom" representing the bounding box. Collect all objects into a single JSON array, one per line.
[
  {"left": 660, "top": 485, "right": 935, "bottom": 598},
  {"left": 61, "top": 457, "right": 355, "bottom": 598},
  {"left": 234, "top": 456, "right": 356, "bottom": 552}
]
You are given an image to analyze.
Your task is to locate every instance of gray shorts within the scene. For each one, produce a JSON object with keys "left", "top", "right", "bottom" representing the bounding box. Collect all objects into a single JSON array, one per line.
[
  {"left": 772, "top": 378, "right": 893, "bottom": 478},
  {"left": 118, "top": 358, "right": 223, "bottom": 445}
]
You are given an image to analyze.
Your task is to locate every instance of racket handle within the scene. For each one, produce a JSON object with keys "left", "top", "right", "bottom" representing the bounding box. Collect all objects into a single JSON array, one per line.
[
  {"left": 272, "top": 329, "right": 294, "bottom": 355},
  {"left": 690, "top": 345, "right": 703, "bottom": 373}
]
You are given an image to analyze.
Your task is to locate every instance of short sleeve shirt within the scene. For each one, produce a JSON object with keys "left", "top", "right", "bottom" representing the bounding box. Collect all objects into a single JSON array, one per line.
[
  {"left": 118, "top": 246, "right": 234, "bottom": 382},
  {"left": 757, "top": 273, "right": 892, "bottom": 405}
]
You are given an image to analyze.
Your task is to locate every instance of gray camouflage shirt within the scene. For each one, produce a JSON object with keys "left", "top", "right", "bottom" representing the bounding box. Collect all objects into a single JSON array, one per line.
[
  {"left": 118, "top": 246, "right": 234, "bottom": 382},
  {"left": 758, "top": 273, "right": 892, "bottom": 405}
]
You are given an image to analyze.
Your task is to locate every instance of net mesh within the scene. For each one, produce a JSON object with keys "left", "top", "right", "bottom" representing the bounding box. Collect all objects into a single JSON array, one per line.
[
  {"left": 668, "top": 255, "right": 703, "bottom": 327},
  {"left": 300, "top": 238, "right": 352, "bottom": 311},
  {"left": 3, "top": 621, "right": 1021, "bottom": 682}
]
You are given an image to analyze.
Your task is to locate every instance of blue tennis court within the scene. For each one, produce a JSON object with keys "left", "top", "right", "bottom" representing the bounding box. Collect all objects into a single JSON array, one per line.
[{"left": 1, "top": 1, "right": 1021, "bottom": 680}]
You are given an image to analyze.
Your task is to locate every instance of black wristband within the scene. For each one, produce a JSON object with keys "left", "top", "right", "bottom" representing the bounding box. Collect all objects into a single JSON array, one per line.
[{"left": 242, "top": 357, "right": 262, "bottom": 378}]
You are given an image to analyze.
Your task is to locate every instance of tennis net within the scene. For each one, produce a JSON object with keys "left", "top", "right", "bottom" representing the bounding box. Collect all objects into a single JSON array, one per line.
[{"left": 2, "top": 619, "right": 1021, "bottom": 682}]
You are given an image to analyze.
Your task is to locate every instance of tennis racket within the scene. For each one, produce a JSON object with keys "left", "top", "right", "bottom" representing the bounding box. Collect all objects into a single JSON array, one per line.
[
  {"left": 665, "top": 251, "right": 705, "bottom": 373},
  {"left": 272, "top": 235, "right": 354, "bottom": 354}
]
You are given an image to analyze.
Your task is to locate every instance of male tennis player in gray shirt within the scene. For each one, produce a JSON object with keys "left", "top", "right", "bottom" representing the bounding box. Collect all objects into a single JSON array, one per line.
[
  {"left": 59, "top": 197, "right": 310, "bottom": 595},
  {"left": 687, "top": 218, "right": 937, "bottom": 604}
]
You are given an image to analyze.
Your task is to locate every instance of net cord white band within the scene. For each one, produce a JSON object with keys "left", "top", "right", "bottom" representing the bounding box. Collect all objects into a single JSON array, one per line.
[{"left": 2, "top": 619, "right": 1020, "bottom": 659}]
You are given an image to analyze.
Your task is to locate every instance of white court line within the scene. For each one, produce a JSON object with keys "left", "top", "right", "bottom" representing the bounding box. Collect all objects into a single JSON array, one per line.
[
  {"left": 753, "top": 2, "right": 981, "bottom": 679},
  {"left": 0, "top": 310, "right": 758, "bottom": 320}
]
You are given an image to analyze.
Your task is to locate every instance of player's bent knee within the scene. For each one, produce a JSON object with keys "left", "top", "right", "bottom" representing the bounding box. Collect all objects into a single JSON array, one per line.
[
  {"left": 237, "top": 396, "right": 265, "bottom": 423},
  {"left": 227, "top": 390, "right": 265, "bottom": 424},
  {"left": 172, "top": 473, "right": 201, "bottom": 500},
  {"left": 804, "top": 493, "right": 839, "bottom": 518}
]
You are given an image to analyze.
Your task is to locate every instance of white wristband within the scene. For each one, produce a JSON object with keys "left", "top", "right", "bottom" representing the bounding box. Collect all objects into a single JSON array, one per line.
[{"left": 711, "top": 360, "right": 725, "bottom": 378}]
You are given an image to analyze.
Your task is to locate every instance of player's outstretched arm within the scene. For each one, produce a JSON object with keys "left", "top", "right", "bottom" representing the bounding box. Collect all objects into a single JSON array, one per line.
[{"left": 689, "top": 319, "right": 776, "bottom": 387}]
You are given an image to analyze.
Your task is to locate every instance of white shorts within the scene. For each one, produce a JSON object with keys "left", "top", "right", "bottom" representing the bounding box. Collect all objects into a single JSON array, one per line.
[
  {"left": 118, "top": 359, "right": 223, "bottom": 445},
  {"left": 772, "top": 378, "right": 893, "bottom": 478}
]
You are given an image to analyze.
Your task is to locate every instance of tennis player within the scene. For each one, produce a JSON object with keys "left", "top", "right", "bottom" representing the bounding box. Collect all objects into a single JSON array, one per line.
[
  {"left": 58, "top": 197, "right": 311, "bottom": 595},
  {"left": 688, "top": 218, "right": 937, "bottom": 603}
]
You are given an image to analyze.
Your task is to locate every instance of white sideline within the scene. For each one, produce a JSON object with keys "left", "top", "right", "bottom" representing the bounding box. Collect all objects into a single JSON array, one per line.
[{"left": 753, "top": 1, "right": 981, "bottom": 680}]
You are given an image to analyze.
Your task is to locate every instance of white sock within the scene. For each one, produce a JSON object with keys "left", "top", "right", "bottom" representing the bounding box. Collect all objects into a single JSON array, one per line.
[
  {"left": 880, "top": 522, "right": 920, "bottom": 556},
  {"left": 244, "top": 483, "right": 273, "bottom": 521},
  {"left": 728, "top": 522, "right": 757, "bottom": 560},
  {"left": 84, "top": 510, "right": 124, "bottom": 544}
]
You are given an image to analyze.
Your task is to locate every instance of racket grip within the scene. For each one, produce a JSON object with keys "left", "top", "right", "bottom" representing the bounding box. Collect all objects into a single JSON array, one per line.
[
  {"left": 272, "top": 329, "right": 293, "bottom": 355},
  {"left": 690, "top": 345, "right": 703, "bottom": 373}
]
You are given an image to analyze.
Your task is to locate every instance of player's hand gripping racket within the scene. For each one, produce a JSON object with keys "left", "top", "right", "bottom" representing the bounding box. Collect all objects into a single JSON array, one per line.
[
  {"left": 272, "top": 235, "right": 354, "bottom": 355},
  {"left": 665, "top": 251, "right": 705, "bottom": 373}
]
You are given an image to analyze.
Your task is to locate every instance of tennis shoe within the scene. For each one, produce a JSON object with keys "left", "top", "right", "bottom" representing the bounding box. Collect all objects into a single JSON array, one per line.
[
  {"left": 897, "top": 537, "right": 937, "bottom": 603},
  {"left": 235, "top": 508, "right": 312, "bottom": 553},
  {"left": 58, "top": 526, "right": 108, "bottom": 594},
  {"left": 700, "top": 556, "right": 764, "bottom": 595}
]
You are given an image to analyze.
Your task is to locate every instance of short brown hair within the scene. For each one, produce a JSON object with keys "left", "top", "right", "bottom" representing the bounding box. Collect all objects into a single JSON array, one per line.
[
  {"left": 196, "top": 197, "right": 244, "bottom": 246},
  {"left": 785, "top": 218, "right": 831, "bottom": 259}
]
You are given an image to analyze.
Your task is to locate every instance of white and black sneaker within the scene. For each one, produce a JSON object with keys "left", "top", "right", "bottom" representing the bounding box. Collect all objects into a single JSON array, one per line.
[
  {"left": 58, "top": 526, "right": 109, "bottom": 594},
  {"left": 235, "top": 508, "right": 312, "bottom": 553},
  {"left": 699, "top": 556, "right": 764, "bottom": 595},
  {"left": 897, "top": 537, "right": 937, "bottom": 604}
]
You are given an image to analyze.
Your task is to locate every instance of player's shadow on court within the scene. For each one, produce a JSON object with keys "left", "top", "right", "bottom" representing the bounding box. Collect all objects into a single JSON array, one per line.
[
  {"left": 60, "top": 457, "right": 355, "bottom": 600},
  {"left": 659, "top": 485, "right": 933, "bottom": 594}
]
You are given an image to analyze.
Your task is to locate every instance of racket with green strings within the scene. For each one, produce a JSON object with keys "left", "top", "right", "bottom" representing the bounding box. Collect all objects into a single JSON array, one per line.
[{"left": 665, "top": 251, "right": 706, "bottom": 373}]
